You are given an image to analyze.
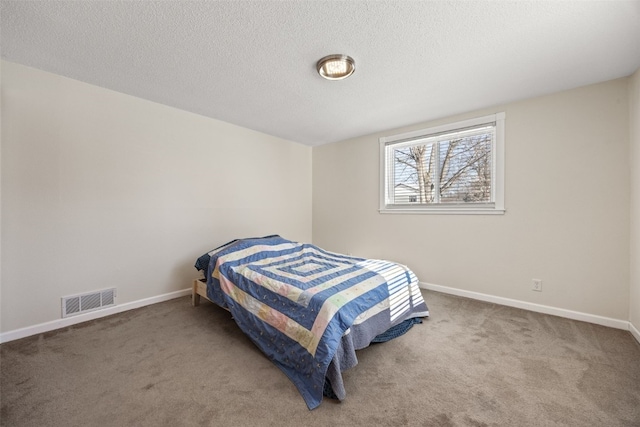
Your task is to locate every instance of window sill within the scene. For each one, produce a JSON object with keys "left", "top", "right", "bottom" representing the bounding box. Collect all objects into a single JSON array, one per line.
[{"left": 379, "top": 207, "right": 506, "bottom": 215}]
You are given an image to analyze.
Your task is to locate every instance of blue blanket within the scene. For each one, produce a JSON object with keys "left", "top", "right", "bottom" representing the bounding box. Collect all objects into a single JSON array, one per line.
[{"left": 204, "top": 236, "right": 429, "bottom": 409}]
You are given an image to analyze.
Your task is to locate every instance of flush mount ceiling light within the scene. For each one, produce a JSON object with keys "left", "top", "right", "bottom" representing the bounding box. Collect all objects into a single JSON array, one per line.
[{"left": 316, "top": 54, "right": 356, "bottom": 80}]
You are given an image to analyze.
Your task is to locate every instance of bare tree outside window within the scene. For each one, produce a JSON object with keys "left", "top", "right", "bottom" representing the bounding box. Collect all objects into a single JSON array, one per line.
[
  {"left": 381, "top": 113, "right": 504, "bottom": 214},
  {"left": 393, "top": 132, "right": 492, "bottom": 204}
]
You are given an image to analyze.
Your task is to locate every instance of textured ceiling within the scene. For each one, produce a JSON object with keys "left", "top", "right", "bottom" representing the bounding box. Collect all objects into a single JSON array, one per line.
[{"left": 2, "top": 1, "right": 639, "bottom": 146}]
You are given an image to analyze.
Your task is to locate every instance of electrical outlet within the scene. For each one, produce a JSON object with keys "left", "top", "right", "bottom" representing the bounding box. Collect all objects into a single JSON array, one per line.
[{"left": 532, "top": 279, "right": 542, "bottom": 292}]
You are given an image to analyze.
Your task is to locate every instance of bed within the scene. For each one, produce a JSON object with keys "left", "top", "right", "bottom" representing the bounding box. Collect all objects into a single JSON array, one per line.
[{"left": 192, "top": 235, "right": 429, "bottom": 409}]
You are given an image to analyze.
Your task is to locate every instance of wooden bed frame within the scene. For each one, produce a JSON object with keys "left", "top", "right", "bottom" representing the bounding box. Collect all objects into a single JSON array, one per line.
[{"left": 192, "top": 278, "right": 209, "bottom": 307}]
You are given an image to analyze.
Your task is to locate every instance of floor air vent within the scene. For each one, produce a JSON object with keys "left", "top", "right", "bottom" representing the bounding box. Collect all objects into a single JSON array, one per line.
[{"left": 62, "top": 288, "right": 116, "bottom": 318}]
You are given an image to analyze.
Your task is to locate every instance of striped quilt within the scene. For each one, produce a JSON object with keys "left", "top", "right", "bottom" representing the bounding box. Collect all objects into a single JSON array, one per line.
[{"left": 204, "top": 236, "right": 429, "bottom": 409}]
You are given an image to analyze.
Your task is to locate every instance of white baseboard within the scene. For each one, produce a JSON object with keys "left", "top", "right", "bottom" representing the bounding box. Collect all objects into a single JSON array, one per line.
[
  {"left": 420, "top": 282, "right": 630, "bottom": 331},
  {"left": 4, "top": 284, "right": 637, "bottom": 346},
  {"left": 630, "top": 322, "right": 640, "bottom": 345},
  {"left": 0, "top": 288, "right": 191, "bottom": 344}
]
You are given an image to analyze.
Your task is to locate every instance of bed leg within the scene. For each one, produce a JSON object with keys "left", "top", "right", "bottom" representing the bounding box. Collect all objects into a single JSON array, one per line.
[{"left": 192, "top": 280, "right": 201, "bottom": 307}]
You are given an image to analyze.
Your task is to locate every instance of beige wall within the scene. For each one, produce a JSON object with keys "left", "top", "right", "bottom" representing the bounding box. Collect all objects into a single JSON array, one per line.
[
  {"left": 2, "top": 59, "right": 635, "bottom": 335},
  {"left": 0, "top": 61, "right": 312, "bottom": 333},
  {"left": 313, "top": 78, "right": 630, "bottom": 321},
  {"left": 630, "top": 69, "right": 640, "bottom": 332}
]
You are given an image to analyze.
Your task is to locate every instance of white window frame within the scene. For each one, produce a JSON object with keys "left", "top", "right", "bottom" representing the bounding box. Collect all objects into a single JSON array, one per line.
[{"left": 379, "top": 112, "right": 505, "bottom": 215}]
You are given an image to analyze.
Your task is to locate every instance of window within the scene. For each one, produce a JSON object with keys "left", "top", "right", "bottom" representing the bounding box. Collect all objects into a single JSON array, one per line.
[{"left": 379, "top": 113, "right": 505, "bottom": 214}]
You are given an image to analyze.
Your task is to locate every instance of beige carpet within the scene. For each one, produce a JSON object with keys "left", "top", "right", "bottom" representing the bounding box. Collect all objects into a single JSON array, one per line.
[{"left": 1, "top": 290, "right": 639, "bottom": 427}]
